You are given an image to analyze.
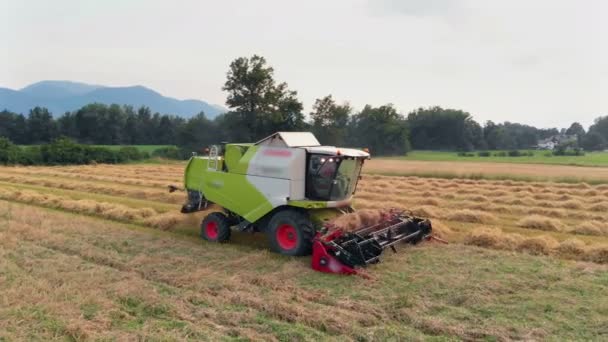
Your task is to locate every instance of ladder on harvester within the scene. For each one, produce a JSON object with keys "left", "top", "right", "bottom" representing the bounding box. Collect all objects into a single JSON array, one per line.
[{"left": 208, "top": 145, "right": 219, "bottom": 171}]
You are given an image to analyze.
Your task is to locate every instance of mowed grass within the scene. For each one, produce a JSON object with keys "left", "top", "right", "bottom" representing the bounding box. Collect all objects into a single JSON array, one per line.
[
  {"left": 1, "top": 202, "right": 607, "bottom": 340},
  {"left": 392, "top": 150, "right": 608, "bottom": 167},
  {"left": 1, "top": 162, "right": 608, "bottom": 339}
]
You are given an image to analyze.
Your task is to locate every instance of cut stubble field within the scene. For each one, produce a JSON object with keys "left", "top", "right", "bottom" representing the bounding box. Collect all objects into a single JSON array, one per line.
[
  {"left": 1, "top": 161, "right": 607, "bottom": 340},
  {"left": 367, "top": 158, "right": 608, "bottom": 183}
]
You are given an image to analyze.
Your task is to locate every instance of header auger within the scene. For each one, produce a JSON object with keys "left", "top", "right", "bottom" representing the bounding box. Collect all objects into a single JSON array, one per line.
[{"left": 175, "top": 132, "right": 436, "bottom": 275}]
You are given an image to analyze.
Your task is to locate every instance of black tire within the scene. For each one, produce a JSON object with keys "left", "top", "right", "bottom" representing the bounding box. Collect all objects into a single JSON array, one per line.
[
  {"left": 201, "top": 212, "right": 231, "bottom": 242},
  {"left": 267, "top": 210, "right": 314, "bottom": 256}
]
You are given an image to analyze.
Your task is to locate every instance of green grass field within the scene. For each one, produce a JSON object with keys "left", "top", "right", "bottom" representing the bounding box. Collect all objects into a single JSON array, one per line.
[
  {"left": 392, "top": 150, "right": 608, "bottom": 167},
  {"left": 94, "top": 145, "right": 175, "bottom": 153}
]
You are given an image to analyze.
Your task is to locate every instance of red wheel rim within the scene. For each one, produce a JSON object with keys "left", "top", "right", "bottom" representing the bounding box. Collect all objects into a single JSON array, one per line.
[
  {"left": 206, "top": 221, "right": 218, "bottom": 239},
  {"left": 276, "top": 224, "right": 298, "bottom": 250}
]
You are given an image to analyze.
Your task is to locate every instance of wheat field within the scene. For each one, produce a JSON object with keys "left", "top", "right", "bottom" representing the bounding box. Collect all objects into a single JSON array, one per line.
[{"left": 1, "top": 163, "right": 607, "bottom": 340}]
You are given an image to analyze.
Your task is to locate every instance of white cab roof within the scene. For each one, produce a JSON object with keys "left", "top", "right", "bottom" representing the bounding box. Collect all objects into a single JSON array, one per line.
[
  {"left": 255, "top": 132, "right": 369, "bottom": 158},
  {"left": 255, "top": 132, "right": 321, "bottom": 147},
  {"left": 304, "top": 146, "right": 370, "bottom": 158}
]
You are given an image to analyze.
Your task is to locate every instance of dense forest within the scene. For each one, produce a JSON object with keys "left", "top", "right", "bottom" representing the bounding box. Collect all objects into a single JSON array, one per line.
[{"left": 2, "top": 55, "right": 608, "bottom": 156}]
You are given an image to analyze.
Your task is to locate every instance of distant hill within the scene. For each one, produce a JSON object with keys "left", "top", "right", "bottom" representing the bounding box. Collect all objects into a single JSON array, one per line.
[{"left": 0, "top": 80, "right": 225, "bottom": 118}]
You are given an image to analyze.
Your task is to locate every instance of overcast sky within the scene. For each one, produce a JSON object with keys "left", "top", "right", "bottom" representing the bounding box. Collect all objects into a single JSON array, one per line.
[{"left": 1, "top": 0, "right": 606, "bottom": 128}]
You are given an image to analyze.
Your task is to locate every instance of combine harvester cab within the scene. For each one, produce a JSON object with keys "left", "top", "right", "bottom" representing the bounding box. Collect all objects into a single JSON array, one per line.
[{"left": 178, "top": 132, "right": 434, "bottom": 275}]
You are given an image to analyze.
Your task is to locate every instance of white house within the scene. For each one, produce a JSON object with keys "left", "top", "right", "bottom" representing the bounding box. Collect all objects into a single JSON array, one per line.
[
  {"left": 536, "top": 139, "right": 556, "bottom": 150},
  {"left": 536, "top": 134, "right": 577, "bottom": 150}
]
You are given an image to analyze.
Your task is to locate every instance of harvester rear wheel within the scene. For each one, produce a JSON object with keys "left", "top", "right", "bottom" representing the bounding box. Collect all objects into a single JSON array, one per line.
[
  {"left": 201, "top": 212, "right": 231, "bottom": 243},
  {"left": 268, "top": 210, "right": 314, "bottom": 256}
]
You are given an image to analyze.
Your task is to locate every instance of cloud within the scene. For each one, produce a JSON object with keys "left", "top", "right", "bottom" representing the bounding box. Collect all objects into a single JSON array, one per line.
[
  {"left": 370, "top": 0, "right": 461, "bottom": 17},
  {"left": 510, "top": 54, "right": 543, "bottom": 69}
]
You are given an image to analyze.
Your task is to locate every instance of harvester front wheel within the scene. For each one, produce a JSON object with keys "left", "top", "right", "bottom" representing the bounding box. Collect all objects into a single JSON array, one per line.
[
  {"left": 268, "top": 210, "right": 313, "bottom": 256},
  {"left": 201, "top": 212, "right": 231, "bottom": 243}
]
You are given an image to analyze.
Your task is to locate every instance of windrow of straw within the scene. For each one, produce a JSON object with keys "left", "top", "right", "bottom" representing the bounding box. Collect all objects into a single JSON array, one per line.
[
  {"left": 328, "top": 209, "right": 385, "bottom": 232},
  {"left": 464, "top": 227, "right": 608, "bottom": 263},
  {"left": 382, "top": 175, "right": 606, "bottom": 192},
  {"left": 430, "top": 220, "right": 453, "bottom": 239},
  {"left": 0, "top": 186, "right": 202, "bottom": 231},
  {"left": 517, "top": 215, "right": 564, "bottom": 232},
  {"left": 445, "top": 209, "right": 497, "bottom": 224},
  {"left": 68, "top": 170, "right": 182, "bottom": 184},
  {"left": 0, "top": 188, "right": 158, "bottom": 222},
  {"left": 463, "top": 227, "right": 524, "bottom": 251},
  {"left": 359, "top": 178, "right": 608, "bottom": 217},
  {"left": 0, "top": 173, "right": 181, "bottom": 203},
  {"left": 570, "top": 221, "right": 608, "bottom": 237},
  {"left": 0, "top": 168, "right": 177, "bottom": 188}
]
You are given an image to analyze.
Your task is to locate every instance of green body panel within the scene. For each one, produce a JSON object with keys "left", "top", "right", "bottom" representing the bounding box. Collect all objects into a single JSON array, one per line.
[
  {"left": 184, "top": 156, "right": 273, "bottom": 222},
  {"left": 231, "top": 145, "right": 259, "bottom": 174},
  {"left": 183, "top": 157, "right": 208, "bottom": 190},
  {"left": 224, "top": 144, "right": 252, "bottom": 171},
  {"left": 287, "top": 200, "right": 328, "bottom": 209}
]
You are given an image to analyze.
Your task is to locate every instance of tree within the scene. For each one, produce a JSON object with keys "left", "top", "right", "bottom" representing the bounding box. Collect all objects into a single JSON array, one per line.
[
  {"left": 74, "top": 103, "right": 105, "bottom": 143},
  {"left": 222, "top": 55, "right": 303, "bottom": 140},
  {"left": 178, "top": 112, "right": 222, "bottom": 153},
  {"left": 310, "top": 95, "right": 351, "bottom": 146},
  {"left": 136, "top": 106, "right": 154, "bottom": 144},
  {"left": 464, "top": 119, "right": 484, "bottom": 151},
  {"left": 581, "top": 131, "right": 605, "bottom": 151},
  {"left": 0, "top": 136, "right": 19, "bottom": 165},
  {"left": 587, "top": 116, "right": 608, "bottom": 147},
  {"left": 566, "top": 122, "right": 586, "bottom": 146},
  {"left": 261, "top": 82, "right": 306, "bottom": 133},
  {"left": 155, "top": 115, "right": 184, "bottom": 145},
  {"left": 407, "top": 106, "right": 484, "bottom": 151},
  {"left": 123, "top": 106, "right": 138, "bottom": 144},
  {"left": 27, "top": 107, "right": 57, "bottom": 143},
  {"left": 566, "top": 122, "right": 585, "bottom": 136},
  {"left": 483, "top": 121, "right": 500, "bottom": 149},
  {"left": 483, "top": 121, "right": 544, "bottom": 150},
  {"left": 348, "top": 104, "right": 410, "bottom": 156},
  {"left": 0, "top": 110, "right": 27, "bottom": 144},
  {"left": 222, "top": 55, "right": 276, "bottom": 140},
  {"left": 57, "top": 112, "right": 78, "bottom": 139},
  {"left": 537, "top": 128, "right": 559, "bottom": 140},
  {"left": 105, "top": 104, "right": 126, "bottom": 144},
  {"left": 502, "top": 122, "right": 538, "bottom": 149}
]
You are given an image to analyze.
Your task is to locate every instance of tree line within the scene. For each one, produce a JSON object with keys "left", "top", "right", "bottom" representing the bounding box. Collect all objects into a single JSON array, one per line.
[
  {"left": 2, "top": 55, "right": 608, "bottom": 156},
  {"left": 0, "top": 137, "right": 150, "bottom": 165}
]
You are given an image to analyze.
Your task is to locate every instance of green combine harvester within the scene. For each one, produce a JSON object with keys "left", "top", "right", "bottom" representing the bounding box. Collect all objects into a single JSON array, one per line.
[{"left": 175, "top": 132, "right": 433, "bottom": 275}]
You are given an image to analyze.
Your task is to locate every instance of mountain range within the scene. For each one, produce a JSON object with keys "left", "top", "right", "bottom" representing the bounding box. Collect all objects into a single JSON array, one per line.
[{"left": 0, "top": 80, "right": 226, "bottom": 118}]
